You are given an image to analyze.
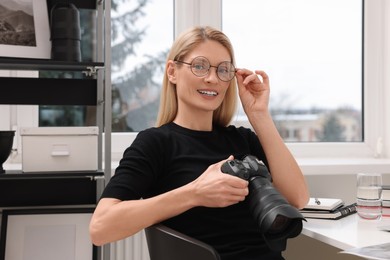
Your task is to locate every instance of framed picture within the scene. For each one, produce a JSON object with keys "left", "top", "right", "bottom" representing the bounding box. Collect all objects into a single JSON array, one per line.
[
  {"left": 0, "top": 0, "right": 51, "bottom": 59},
  {"left": 0, "top": 208, "right": 97, "bottom": 260}
]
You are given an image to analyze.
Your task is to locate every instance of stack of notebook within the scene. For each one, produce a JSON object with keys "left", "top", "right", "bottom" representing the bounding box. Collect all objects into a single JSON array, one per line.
[{"left": 300, "top": 198, "right": 357, "bottom": 220}]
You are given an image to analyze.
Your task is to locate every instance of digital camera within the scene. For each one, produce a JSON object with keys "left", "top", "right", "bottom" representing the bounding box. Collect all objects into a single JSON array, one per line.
[{"left": 221, "top": 155, "right": 305, "bottom": 251}]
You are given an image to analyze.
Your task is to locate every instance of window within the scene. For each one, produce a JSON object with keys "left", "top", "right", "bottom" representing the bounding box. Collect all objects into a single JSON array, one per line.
[
  {"left": 110, "top": 0, "right": 174, "bottom": 132},
  {"left": 111, "top": 0, "right": 389, "bottom": 172},
  {"left": 39, "top": 8, "right": 99, "bottom": 128},
  {"left": 38, "top": 2, "right": 174, "bottom": 132},
  {"left": 223, "top": 0, "right": 363, "bottom": 143},
  {"left": 218, "top": 0, "right": 388, "bottom": 166},
  {"left": 2, "top": 0, "right": 389, "bottom": 174},
  {"left": 39, "top": 0, "right": 174, "bottom": 160}
]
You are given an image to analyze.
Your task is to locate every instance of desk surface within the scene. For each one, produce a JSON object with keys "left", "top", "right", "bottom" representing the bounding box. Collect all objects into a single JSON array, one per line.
[{"left": 302, "top": 214, "right": 390, "bottom": 250}]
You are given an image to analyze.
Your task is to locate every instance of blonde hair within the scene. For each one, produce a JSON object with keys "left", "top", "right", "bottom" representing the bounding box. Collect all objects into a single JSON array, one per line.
[{"left": 156, "top": 26, "right": 237, "bottom": 127}]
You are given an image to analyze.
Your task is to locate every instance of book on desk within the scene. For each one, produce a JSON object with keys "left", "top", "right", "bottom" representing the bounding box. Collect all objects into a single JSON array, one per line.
[{"left": 300, "top": 197, "right": 357, "bottom": 220}]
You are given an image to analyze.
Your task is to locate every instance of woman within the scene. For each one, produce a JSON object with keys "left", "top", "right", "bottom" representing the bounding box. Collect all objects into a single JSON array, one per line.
[{"left": 90, "top": 26, "right": 309, "bottom": 259}]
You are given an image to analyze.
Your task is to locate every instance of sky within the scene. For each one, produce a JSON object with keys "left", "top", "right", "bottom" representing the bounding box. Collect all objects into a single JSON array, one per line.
[
  {"left": 222, "top": 0, "right": 362, "bottom": 110},
  {"left": 1, "top": 0, "right": 33, "bottom": 16}
]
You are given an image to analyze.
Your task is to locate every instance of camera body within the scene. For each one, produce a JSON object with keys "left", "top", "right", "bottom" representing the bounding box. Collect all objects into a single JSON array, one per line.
[
  {"left": 221, "top": 155, "right": 270, "bottom": 182},
  {"left": 221, "top": 155, "right": 305, "bottom": 252}
]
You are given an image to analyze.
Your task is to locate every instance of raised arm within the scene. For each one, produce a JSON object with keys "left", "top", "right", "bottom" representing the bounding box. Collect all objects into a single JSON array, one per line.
[{"left": 235, "top": 69, "right": 309, "bottom": 209}]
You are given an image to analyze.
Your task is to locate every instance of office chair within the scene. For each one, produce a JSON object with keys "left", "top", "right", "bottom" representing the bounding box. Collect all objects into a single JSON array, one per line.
[{"left": 145, "top": 224, "right": 221, "bottom": 260}]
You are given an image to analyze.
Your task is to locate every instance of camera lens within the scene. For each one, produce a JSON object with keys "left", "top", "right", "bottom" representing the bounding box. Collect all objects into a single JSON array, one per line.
[
  {"left": 268, "top": 215, "right": 291, "bottom": 234},
  {"left": 220, "top": 155, "right": 305, "bottom": 252},
  {"left": 248, "top": 178, "right": 305, "bottom": 251}
]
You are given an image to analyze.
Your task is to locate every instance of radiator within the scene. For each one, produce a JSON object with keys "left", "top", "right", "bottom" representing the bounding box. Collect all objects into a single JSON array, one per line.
[{"left": 111, "top": 230, "right": 150, "bottom": 260}]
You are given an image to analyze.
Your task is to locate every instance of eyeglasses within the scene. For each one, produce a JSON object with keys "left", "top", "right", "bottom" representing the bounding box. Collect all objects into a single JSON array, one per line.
[{"left": 175, "top": 56, "right": 236, "bottom": 82}]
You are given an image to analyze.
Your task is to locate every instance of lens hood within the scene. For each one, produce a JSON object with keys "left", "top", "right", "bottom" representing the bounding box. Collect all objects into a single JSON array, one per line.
[{"left": 259, "top": 204, "right": 306, "bottom": 251}]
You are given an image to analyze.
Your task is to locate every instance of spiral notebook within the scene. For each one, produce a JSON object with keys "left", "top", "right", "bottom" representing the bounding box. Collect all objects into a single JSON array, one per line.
[{"left": 300, "top": 203, "right": 357, "bottom": 220}]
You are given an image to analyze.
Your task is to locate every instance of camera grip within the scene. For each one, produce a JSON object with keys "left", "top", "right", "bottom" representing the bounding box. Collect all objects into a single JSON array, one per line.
[{"left": 221, "top": 160, "right": 250, "bottom": 180}]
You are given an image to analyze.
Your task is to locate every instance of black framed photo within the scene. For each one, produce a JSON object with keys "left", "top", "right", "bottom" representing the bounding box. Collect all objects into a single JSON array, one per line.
[{"left": 0, "top": 208, "right": 96, "bottom": 260}]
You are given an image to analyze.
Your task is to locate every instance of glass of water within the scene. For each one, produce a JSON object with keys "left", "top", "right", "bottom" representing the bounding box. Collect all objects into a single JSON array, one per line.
[{"left": 356, "top": 173, "right": 382, "bottom": 219}]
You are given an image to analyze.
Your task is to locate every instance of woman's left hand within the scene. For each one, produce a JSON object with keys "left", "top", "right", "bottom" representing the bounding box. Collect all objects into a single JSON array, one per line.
[{"left": 235, "top": 69, "right": 270, "bottom": 115}]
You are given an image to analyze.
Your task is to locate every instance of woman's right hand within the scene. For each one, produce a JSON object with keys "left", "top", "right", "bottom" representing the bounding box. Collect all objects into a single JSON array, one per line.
[
  {"left": 90, "top": 156, "right": 249, "bottom": 246},
  {"left": 190, "top": 156, "right": 249, "bottom": 208}
]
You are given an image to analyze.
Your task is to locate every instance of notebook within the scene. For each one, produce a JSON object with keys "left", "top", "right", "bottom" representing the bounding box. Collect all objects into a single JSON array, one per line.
[
  {"left": 300, "top": 203, "right": 357, "bottom": 220},
  {"left": 303, "top": 197, "right": 344, "bottom": 211}
]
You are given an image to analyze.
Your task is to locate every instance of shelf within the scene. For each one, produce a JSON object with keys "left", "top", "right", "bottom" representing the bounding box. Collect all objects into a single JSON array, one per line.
[
  {"left": 47, "top": 0, "right": 98, "bottom": 10},
  {"left": 0, "top": 170, "right": 104, "bottom": 179},
  {"left": 0, "top": 57, "right": 104, "bottom": 72},
  {"left": 0, "top": 77, "right": 97, "bottom": 105},
  {"left": 0, "top": 1, "right": 109, "bottom": 259},
  {"left": 0, "top": 171, "right": 104, "bottom": 207}
]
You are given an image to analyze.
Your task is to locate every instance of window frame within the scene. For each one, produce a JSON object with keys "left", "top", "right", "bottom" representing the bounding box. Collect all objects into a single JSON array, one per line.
[{"left": 112, "top": 0, "right": 390, "bottom": 174}]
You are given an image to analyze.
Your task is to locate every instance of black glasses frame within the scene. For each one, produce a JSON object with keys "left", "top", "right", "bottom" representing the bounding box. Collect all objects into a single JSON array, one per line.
[{"left": 175, "top": 56, "right": 236, "bottom": 82}]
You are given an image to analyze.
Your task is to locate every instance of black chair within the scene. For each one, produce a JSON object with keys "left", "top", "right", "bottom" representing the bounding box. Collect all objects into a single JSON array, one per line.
[{"left": 145, "top": 224, "right": 221, "bottom": 260}]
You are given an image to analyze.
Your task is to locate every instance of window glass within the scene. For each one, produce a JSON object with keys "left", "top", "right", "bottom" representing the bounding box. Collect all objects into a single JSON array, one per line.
[
  {"left": 223, "top": 0, "right": 363, "bottom": 142},
  {"left": 111, "top": 0, "right": 174, "bottom": 132},
  {"left": 39, "top": 8, "right": 97, "bottom": 127},
  {"left": 39, "top": 0, "right": 174, "bottom": 132}
]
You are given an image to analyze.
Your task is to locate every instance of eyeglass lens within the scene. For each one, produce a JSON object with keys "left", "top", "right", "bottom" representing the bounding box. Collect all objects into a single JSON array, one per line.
[{"left": 190, "top": 56, "right": 235, "bottom": 82}]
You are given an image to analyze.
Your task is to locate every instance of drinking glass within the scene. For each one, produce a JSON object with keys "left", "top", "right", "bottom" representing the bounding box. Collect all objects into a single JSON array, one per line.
[{"left": 356, "top": 173, "right": 382, "bottom": 219}]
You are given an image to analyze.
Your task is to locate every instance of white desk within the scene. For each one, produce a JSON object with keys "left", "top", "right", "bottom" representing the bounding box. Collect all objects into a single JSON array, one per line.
[{"left": 302, "top": 214, "right": 390, "bottom": 250}]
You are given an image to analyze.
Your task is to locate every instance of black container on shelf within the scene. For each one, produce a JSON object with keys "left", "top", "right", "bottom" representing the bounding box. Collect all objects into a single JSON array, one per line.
[
  {"left": 50, "top": 3, "right": 81, "bottom": 62},
  {"left": 0, "top": 131, "right": 15, "bottom": 174}
]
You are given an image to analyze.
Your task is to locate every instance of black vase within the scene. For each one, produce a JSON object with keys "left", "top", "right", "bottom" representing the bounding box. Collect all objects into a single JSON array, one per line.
[
  {"left": 50, "top": 3, "right": 81, "bottom": 62},
  {"left": 0, "top": 131, "right": 15, "bottom": 173}
]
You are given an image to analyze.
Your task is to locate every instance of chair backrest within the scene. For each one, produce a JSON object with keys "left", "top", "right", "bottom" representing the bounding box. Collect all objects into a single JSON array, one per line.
[{"left": 145, "top": 224, "right": 221, "bottom": 260}]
